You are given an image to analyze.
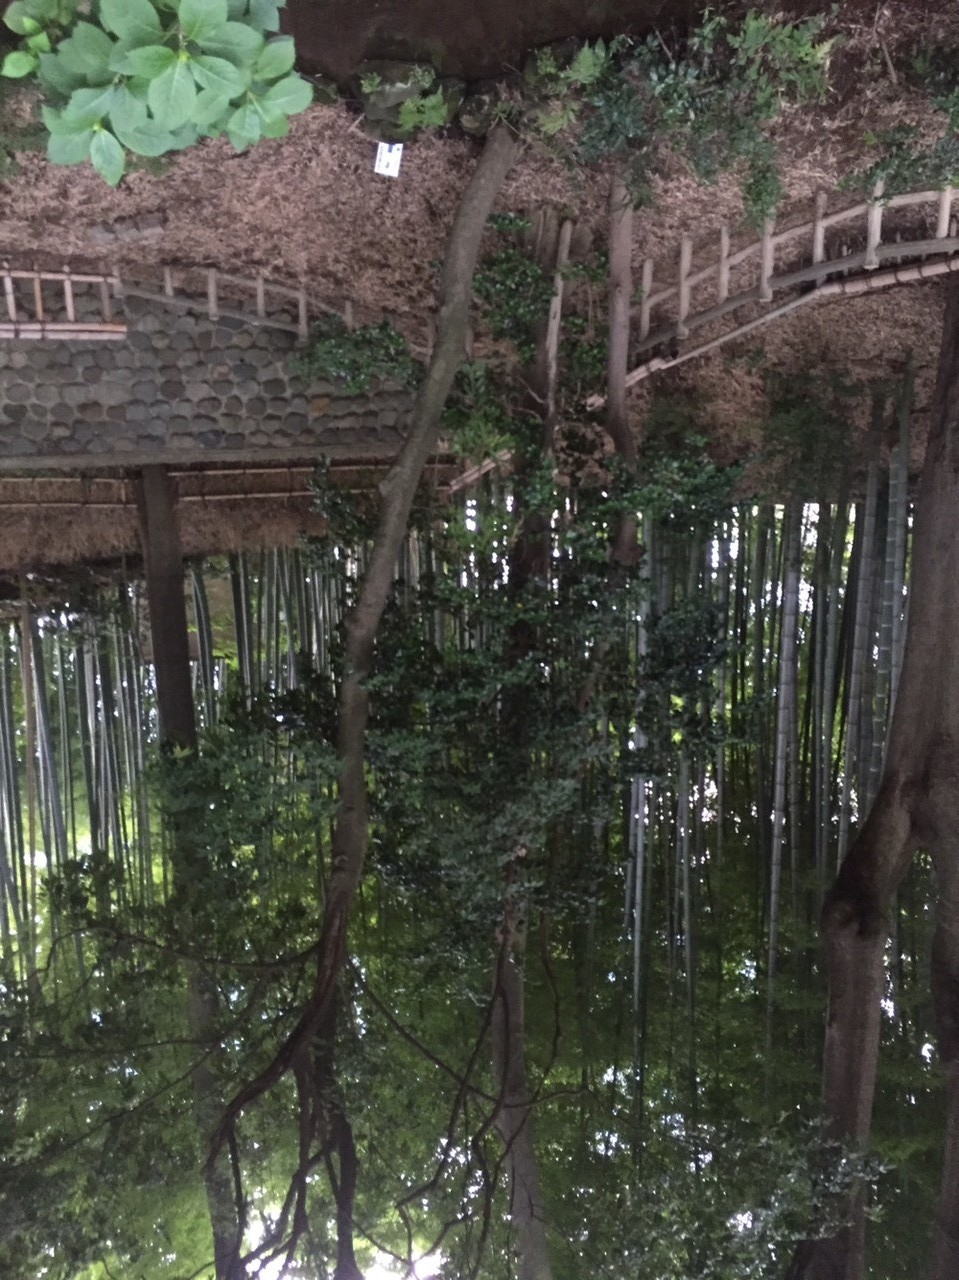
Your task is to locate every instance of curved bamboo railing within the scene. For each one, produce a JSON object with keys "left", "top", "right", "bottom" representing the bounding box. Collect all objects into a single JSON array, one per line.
[{"left": 621, "top": 183, "right": 959, "bottom": 388}]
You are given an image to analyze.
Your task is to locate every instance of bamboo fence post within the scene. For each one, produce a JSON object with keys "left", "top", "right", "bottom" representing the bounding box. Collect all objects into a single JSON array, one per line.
[
  {"left": 718, "top": 224, "right": 730, "bottom": 302},
  {"left": 62, "top": 265, "right": 75, "bottom": 322},
  {"left": 163, "top": 266, "right": 174, "bottom": 297},
  {"left": 677, "top": 235, "right": 692, "bottom": 337},
  {"left": 865, "top": 179, "right": 885, "bottom": 269},
  {"left": 255, "top": 274, "right": 265, "bottom": 319},
  {"left": 938, "top": 186, "right": 954, "bottom": 240},
  {"left": 343, "top": 299, "right": 354, "bottom": 330},
  {"left": 297, "top": 285, "right": 308, "bottom": 339},
  {"left": 31, "top": 270, "right": 43, "bottom": 322},
  {"left": 639, "top": 257, "right": 654, "bottom": 340},
  {"left": 812, "top": 190, "right": 827, "bottom": 265},
  {"left": 206, "top": 268, "right": 218, "bottom": 321},
  {"left": 1, "top": 264, "right": 15, "bottom": 324},
  {"left": 759, "top": 221, "right": 774, "bottom": 302}
]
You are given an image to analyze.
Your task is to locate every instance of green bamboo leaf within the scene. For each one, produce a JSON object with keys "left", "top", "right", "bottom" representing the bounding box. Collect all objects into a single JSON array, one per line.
[
  {"left": 99, "top": 0, "right": 163, "bottom": 45},
  {"left": 90, "top": 128, "right": 126, "bottom": 185},
  {"left": 148, "top": 57, "right": 198, "bottom": 130},
  {"left": 190, "top": 53, "right": 249, "bottom": 97},
  {"left": 112, "top": 44, "right": 176, "bottom": 78},
  {"left": 252, "top": 36, "right": 294, "bottom": 82},
  {"left": 47, "top": 128, "right": 94, "bottom": 165},
  {"left": 196, "top": 20, "right": 263, "bottom": 64},
  {"left": 1, "top": 50, "right": 37, "bottom": 78},
  {"left": 259, "top": 72, "right": 311, "bottom": 116},
  {"left": 179, "top": 0, "right": 229, "bottom": 43}
]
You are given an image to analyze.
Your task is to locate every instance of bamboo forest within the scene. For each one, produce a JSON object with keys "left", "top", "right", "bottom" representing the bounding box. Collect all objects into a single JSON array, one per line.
[
  {"left": 2, "top": 345, "right": 954, "bottom": 1280},
  {"left": 7, "top": 5, "right": 959, "bottom": 1279}
]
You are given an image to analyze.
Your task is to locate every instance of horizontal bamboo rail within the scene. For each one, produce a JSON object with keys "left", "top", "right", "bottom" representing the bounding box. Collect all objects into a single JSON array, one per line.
[{"left": 0, "top": 263, "right": 125, "bottom": 339}]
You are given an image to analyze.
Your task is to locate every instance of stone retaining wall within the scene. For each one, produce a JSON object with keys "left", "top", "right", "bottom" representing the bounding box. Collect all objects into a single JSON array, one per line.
[{"left": 0, "top": 297, "right": 415, "bottom": 469}]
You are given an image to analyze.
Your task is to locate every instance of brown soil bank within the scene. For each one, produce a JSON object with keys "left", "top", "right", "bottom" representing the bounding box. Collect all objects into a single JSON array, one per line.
[{"left": 283, "top": 0, "right": 689, "bottom": 80}]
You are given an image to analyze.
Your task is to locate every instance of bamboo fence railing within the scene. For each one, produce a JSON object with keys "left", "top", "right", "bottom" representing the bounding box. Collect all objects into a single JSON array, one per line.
[{"left": 0, "top": 264, "right": 126, "bottom": 339}]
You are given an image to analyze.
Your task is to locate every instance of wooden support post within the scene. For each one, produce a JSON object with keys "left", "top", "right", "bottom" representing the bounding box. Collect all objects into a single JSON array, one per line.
[
  {"left": 639, "top": 257, "right": 654, "bottom": 341},
  {"left": 718, "top": 224, "right": 730, "bottom": 303},
  {"left": 98, "top": 277, "right": 111, "bottom": 323},
  {"left": 62, "top": 265, "right": 75, "bottom": 322},
  {"left": 812, "top": 190, "right": 827, "bottom": 265},
  {"left": 255, "top": 274, "right": 265, "bottom": 318},
  {"left": 938, "top": 186, "right": 954, "bottom": 241},
  {"left": 865, "top": 179, "right": 885, "bottom": 269},
  {"left": 32, "top": 271, "right": 43, "bottom": 322},
  {"left": 677, "top": 235, "right": 692, "bottom": 338},
  {"left": 759, "top": 221, "right": 774, "bottom": 302},
  {"left": 206, "top": 269, "right": 218, "bottom": 321},
  {"left": 163, "top": 266, "right": 174, "bottom": 297}
]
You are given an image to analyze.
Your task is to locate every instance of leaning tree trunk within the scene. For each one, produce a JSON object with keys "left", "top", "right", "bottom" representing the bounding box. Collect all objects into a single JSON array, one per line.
[
  {"left": 208, "top": 124, "right": 520, "bottom": 1273},
  {"left": 787, "top": 281, "right": 959, "bottom": 1280}
]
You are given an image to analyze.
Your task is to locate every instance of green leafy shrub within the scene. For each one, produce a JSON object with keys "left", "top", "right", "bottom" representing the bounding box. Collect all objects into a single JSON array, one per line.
[
  {"left": 292, "top": 315, "right": 421, "bottom": 396},
  {"left": 558, "top": 13, "right": 831, "bottom": 223},
  {"left": 1, "top": 0, "right": 313, "bottom": 185},
  {"left": 474, "top": 232, "right": 553, "bottom": 362}
]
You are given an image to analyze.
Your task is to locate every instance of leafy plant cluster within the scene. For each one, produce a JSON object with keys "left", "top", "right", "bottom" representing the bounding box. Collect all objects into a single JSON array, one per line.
[
  {"left": 292, "top": 314, "right": 422, "bottom": 396},
  {"left": 1, "top": 0, "right": 312, "bottom": 185},
  {"left": 526, "top": 12, "right": 831, "bottom": 223},
  {"left": 473, "top": 218, "right": 554, "bottom": 362}
]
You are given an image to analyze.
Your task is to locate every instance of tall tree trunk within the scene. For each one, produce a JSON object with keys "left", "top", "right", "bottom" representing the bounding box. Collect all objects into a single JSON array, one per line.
[
  {"left": 138, "top": 466, "right": 243, "bottom": 1280},
  {"left": 787, "top": 281, "right": 959, "bottom": 1280},
  {"left": 492, "top": 900, "right": 552, "bottom": 1280}
]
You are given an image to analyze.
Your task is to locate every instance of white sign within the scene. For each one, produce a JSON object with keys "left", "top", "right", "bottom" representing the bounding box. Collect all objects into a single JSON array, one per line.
[{"left": 374, "top": 142, "right": 404, "bottom": 178}]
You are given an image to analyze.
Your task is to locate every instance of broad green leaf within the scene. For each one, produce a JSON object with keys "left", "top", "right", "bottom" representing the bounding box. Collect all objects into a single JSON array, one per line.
[
  {"left": 178, "top": 0, "right": 229, "bottom": 43},
  {"left": 37, "top": 51, "right": 84, "bottom": 95},
  {"left": 48, "top": 128, "right": 94, "bottom": 164},
  {"left": 190, "top": 53, "right": 248, "bottom": 96},
  {"left": 3, "top": 3, "right": 40, "bottom": 36},
  {"left": 90, "top": 127, "right": 125, "bottom": 185},
  {"left": 226, "top": 99, "right": 260, "bottom": 149},
  {"left": 109, "top": 85, "right": 149, "bottom": 131},
  {"left": 260, "top": 112, "right": 289, "bottom": 138},
  {"left": 259, "top": 72, "right": 311, "bottom": 116},
  {"left": 196, "top": 20, "right": 263, "bottom": 64},
  {"left": 248, "top": 0, "right": 281, "bottom": 32},
  {"left": 112, "top": 44, "right": 176, "bottom": 77},
  {"left": 252, "top": 36, "right": 293, "bottom": 81},
  {"left": 193, "top": 85, "right": 231, "bottom": 127},
  {"left": 226, "top": 0, "right": 247, "bottom": 16},
  {"left": 1, "top": 50, "right": 37, "bottom": 78},
  {"left": 148, "top": 56, "right": 198, "bottom": 129},
  {"left": 64, "top": 21, "right": 115, "bottom": 74},
  {"left": 42, "top": 105, "right": 100, "bottom": 136},
  {"left": 63, "top": 84, "right": 117, "bottom": 126},
  {"left": 113, "top": 118, "right": 179, "bottom": 156},
  {"left": 25, "top": 31, "right": 51, "bottom": 54},
  {"left": 98, "top": 0, "right": 163, "bottom": 45}
]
